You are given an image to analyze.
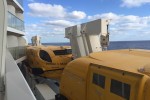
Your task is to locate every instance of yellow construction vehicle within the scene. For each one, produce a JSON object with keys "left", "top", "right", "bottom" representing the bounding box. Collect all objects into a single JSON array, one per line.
[
  {"left": 26, "top": 45, "right": 72, "bottom": 79},
  {"left": 58, "top": 49, "right": 150, "bottom": 100},
  {"left": 26, "top": 19, "right": 150, "bottom": 100}
]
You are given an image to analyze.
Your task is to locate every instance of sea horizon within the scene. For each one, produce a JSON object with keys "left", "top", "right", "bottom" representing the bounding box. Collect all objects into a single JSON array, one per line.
[
  {"left": 27, "top": 40, "right": 150, "bottom": 44},
  {"left": 27, "top": 40, "right": 150, "bottom": 50}
]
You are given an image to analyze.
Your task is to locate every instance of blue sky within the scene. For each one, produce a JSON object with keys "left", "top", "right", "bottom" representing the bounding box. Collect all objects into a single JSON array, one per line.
[{"left": 24, "top": 0, "right": 150, "bottom": 43}]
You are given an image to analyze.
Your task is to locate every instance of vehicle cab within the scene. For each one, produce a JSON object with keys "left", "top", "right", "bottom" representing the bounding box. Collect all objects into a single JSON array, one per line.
[
  {"left": 59, "top": 49, "right": 150, "bottom": 100},
  {"left": 26, "top": 45, "right": 72, "bottom": 79}
]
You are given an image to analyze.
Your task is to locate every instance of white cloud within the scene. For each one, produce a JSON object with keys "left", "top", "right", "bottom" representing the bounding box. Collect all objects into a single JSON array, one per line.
[
  {"left": 88, "top": 12, "right": 150, "bottom": 41},
  {"left": 121, "top": 0, "right": 150, "bottom": 7},
  {"left": 45, "top": 20, "right": 75, "bottom": 27},
  {"left": 88, "top": 12, "right": 120, "bottom": 20},
  {"left": 67, "top": 11, "right": 86, "bottom": 19},
  {"left": 26, "top": 3, "right": 86, "bottom": 42},
  {"left": 25, "top": 20, "right": 76, "bottom": 43},
  {"left": 26, "top": 4, "right": 150, "bottom": 42},
  {"left": 28, "top": 3, "right": 86, "bottom": 20},
  {"left": 29, "top": 24, "right": 37, "bottom": 28},
  {"left": 28, "top": 3, "right": 66, "bottom": 18}
]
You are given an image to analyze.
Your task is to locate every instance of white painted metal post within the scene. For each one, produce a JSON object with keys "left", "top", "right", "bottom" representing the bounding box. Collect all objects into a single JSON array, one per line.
[
  {"left": 0, "top": 0, "right": 7, "bottom": 92},
  {"left": 66, "top": 25, "right": 88, "bottom": 58}
]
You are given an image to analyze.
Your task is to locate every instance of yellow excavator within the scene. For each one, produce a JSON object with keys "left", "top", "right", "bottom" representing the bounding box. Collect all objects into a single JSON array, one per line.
[
  {"left": 58, "top": 49, "right": 150, "bottom": 100},
  {"left": 26, "top": 45, "right": 72, "bottom": 79},
  {"left": 26, "top": 19, "right": 150, "bottom": 100}
]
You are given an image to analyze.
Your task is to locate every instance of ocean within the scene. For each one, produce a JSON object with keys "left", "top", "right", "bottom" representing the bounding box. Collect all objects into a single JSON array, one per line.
[{"left": 42, "top": 40, "right": 150, "bottom": 50}]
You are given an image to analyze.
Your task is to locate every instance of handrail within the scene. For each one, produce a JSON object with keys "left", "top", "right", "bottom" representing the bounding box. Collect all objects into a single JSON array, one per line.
[
  {"left": 5, "top": 50, "right": 36, "bottom": 100},
  {"left": 7, "top": 11, "right": 24, "bottom": 31},
  {"left": 8, "top": 46, "right": 26, "bottom": 60},
  {"left": 8, "top": 11, "right": 24, "bottom": 22}
]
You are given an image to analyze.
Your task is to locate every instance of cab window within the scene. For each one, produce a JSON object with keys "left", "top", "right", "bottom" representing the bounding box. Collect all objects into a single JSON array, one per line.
[
  {"left": 39, "top": 50, "right": 52, "bottom": 62},
  {"left": 53, "top": 49, "right": 72, "bottom": 55},
  {"left": 110, "top": 79, "right": 130, "bottom": 100},
  {"left": 93, "top": 73, "right": 105, "bottom": 89}
]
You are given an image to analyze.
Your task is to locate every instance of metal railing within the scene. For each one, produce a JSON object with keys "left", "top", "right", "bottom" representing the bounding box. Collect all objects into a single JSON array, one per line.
[
  {"left": 7, "top": 11, "right": 25, "bottom": 32},
  {"left": 6, "top": 50, "right": 36, "bottom": 100},
  {"left": 16, "top": 0, "right": 23, "bottom": 7},
  {"left": 8, "top": 46, "right": 26, "bottom": 60}
]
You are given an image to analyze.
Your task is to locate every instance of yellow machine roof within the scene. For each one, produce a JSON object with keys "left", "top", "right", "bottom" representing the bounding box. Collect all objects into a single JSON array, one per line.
[
  {"left": 64, "top": 49, "right": 150, "bottom": 82},
  {"left": 27, "top": 45, "right": 71, "bottom": 51},
  {"left": 89, "top": 49, "right": 150, "bottom": 75}
]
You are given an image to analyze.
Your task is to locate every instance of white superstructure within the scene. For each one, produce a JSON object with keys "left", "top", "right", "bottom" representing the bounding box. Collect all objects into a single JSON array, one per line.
[
  {"left": 0, "top": 0, "right": 36, "bottom": 100},
  {"left": 7, "top": 0, "right": 27, "bottom": 48},
  {"left": 65, "top": 19, "right": 109, "bottom": 59},
  {"left": 0, "top": 0, "right": 7, "bottom": 96},
  {"left": 7, "top": 0, "right": 27, "bottom": 61},
  {"left": 31, "top": 35, "right": 41, "bottom": 46}
]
